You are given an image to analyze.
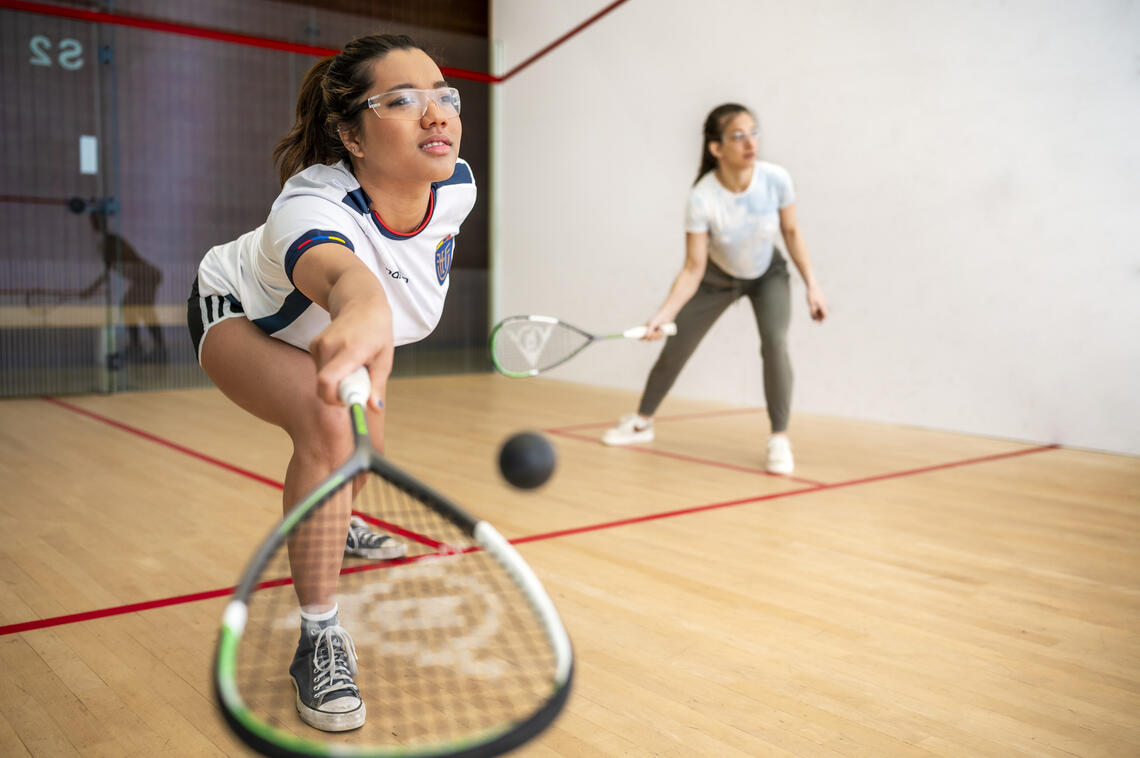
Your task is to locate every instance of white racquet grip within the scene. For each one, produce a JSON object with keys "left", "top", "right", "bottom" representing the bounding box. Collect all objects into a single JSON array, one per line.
[
  {"left": 622, "top": 322, "right": 677, "bottom": 339},
  {"left": 338, "top": 367, "right": 372, "bottom": 407}
]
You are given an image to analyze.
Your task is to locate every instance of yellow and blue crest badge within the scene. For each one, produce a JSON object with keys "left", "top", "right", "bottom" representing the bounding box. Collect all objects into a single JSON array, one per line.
[{"left": 434, "top": 235, "right": 455, "bottom": 284}]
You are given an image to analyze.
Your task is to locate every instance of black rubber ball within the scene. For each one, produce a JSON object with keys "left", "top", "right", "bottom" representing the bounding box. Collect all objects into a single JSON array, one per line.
[{"left": 498, "top": 432, "right": 556, "bottom": 490}]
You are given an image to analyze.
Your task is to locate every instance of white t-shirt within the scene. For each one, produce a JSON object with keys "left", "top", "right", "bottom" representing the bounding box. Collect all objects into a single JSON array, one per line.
[
  {"left": 684, "top": 161, "right": 795, "bottom": 279},
  {"left": 196, "top": 159, "right": 476, "bottom": 350}
]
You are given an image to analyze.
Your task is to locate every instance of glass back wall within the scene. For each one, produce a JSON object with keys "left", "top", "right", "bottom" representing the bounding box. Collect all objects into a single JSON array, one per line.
[{"left": 0, "top": 0, "right": 490, "bottom": 397}]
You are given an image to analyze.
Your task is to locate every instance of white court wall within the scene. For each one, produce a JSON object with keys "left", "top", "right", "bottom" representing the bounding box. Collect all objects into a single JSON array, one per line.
[{"left": 489, "top": 0, "right": 1140, "bottom": 456}]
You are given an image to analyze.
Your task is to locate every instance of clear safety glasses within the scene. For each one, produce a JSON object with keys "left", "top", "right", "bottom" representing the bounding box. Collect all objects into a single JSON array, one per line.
[
  {"left": 723, "top": 128, "right": 760, "bottom": 143},
  {"left": 349, "top": 87, "right": 461, "bottom": 121}
]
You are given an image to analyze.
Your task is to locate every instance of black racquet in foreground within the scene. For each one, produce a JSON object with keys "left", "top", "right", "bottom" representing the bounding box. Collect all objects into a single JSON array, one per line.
[
  {"left": 489, "top": 315, "right": 677, "bottom": 378},
  {"left": 214, "top": 368, "right": 573, "bottom": 758}
]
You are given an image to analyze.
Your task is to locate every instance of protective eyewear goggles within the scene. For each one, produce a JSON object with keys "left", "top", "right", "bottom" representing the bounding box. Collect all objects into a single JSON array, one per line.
[
  {"left": 346, "top": 87, "right": 461, "bottom": 121},
  {"left": 722, "top": 128, "right": 760, "bottom": 143}
]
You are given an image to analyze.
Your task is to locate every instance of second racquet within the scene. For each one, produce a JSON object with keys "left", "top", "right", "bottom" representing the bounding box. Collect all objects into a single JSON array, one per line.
[{"left": 489, "top": 315, "right": 677, "bottom": 378}]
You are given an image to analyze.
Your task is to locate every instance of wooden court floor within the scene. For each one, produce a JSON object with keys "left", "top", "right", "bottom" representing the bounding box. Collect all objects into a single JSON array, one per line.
[{"left": 1, "top": 373, "right": 1138, "bottom": 757}]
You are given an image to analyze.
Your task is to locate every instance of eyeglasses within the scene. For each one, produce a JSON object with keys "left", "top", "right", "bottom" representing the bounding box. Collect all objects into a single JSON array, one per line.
[
  {"left": 722, "top": 128, "right": 760, "bottom": 143},
  {"left": 347, "top": 87, "right": 461, "bottom": 121}
]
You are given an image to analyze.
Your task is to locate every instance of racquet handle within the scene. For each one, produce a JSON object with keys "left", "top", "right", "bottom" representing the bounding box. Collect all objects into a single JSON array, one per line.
[
  {"left": 338, "top": 366, "right": 371, "bottom": 407},
  {"left": 622, "top": 322, "right": 678, "bottom": 339}
]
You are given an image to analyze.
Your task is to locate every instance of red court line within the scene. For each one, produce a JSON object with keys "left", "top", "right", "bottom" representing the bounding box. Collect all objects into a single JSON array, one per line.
[
  {"left": 813, "top": 443, "right": 1060, "bottom": 488},
  {"left": 547, "top": 428, "right": 827, "bottom": 487},
  {"left": 43, "top": 397, "right": 449, "bottom": 549},
  {"left": 353, "top": 514, "right": 444, "bottom": 550},
  {"left": 2, "top": 1, "right": 341, "bottom": 56},
  {"left": 0, "top": 419, "right": 1059, "bottom": 637},
  {"left": 497, "top": 0, "right": 631, "bottom": 82},
  {"left": 514, "top": 488, "right": 820, "bottom": 545},
  {"left": 41, "top": 396, "right": 285, "bottom": 491},
  {"left": 515, "top": 444, "right": 1060, "bottom": 545},
  {"left": 0, "top": 0, "right": 493, "bottom": 82},
  {"left": 1, "top": 0, "right": 629, "bottom": 84},
  {"left": 0, "top": 552, "right": 443, "bottom": 636},
  {"left": 0, "top": 586, "right": 235, "bottom": 636}
]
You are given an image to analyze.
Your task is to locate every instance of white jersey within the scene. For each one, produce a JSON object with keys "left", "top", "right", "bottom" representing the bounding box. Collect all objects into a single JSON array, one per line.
[
  {"left": 684, "top": 161, "right": 794, "bottom": 279},
  {"left": 196, "top": 159, "right": 476, "bottom": 350}
]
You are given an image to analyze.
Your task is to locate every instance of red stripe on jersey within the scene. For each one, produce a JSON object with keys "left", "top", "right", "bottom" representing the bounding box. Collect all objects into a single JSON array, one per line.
[{"left": 372, "top": 190, "right": 435, "bottom": 238}]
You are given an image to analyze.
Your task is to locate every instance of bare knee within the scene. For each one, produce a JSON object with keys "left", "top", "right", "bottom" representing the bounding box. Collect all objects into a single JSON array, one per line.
[{"left": 288, "top": 400, "right": 356, "bottom": 468}]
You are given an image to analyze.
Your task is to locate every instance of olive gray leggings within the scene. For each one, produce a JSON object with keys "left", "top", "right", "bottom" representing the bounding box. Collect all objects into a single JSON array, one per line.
[{"left": 637, "top": 255, "right": 793, "bottom": 432}]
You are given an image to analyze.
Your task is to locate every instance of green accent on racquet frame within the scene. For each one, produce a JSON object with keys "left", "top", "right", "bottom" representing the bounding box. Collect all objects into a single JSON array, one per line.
[
  {"left": 277, "top": 474, "right": 349, "bottom": 537},
  {"left": 352, "top": 403, "right": 368, "bottom": 437}
]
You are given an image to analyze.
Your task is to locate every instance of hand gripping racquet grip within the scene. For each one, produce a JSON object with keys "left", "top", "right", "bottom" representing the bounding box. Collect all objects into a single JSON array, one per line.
[
  {"left": 338, "top": 366, "right": 372, "bottom": 407},
  {"left": 622, "top": 322, "right": 678, "bottom": 339}
]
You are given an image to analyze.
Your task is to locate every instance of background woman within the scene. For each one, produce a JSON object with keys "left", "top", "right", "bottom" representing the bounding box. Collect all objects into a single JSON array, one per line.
[{"left": 603, "top": 103, "right": 825, "bottom": 475}]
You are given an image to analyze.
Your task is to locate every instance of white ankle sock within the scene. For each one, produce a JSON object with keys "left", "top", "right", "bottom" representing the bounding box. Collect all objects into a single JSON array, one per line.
[{"left": 300, "top": 604, "right": 338, "bottom": 623}]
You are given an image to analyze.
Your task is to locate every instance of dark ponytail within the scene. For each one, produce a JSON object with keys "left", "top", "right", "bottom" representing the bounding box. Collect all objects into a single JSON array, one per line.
[
  {"left": 694, "top": 103, "right": 751, "bottom": 185},
  {"left": 273, "top": 33, "right": 422, "bottom": 185}
]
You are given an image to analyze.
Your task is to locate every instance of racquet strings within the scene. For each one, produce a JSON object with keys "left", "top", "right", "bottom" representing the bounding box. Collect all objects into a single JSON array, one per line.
[
  {"left": 491, "top": 320, "right": 590, "bottom": 374},
  {"left": 234, "top": 470, "right": 559, "bottom": 748}
]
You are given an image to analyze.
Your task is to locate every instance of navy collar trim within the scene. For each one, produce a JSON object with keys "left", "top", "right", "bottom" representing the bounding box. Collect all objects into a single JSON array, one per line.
[{"left": 342, "top": 186, "right": 436, "bottom": 241}]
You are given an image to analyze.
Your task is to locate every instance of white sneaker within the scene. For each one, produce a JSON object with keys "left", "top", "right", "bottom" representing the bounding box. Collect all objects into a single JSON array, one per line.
[
  {"left": 766, "top": 435, "right": 794, "bottom": 474},
  {"left": 602, "top": 414, "right": 654, "bottom": 446}
]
